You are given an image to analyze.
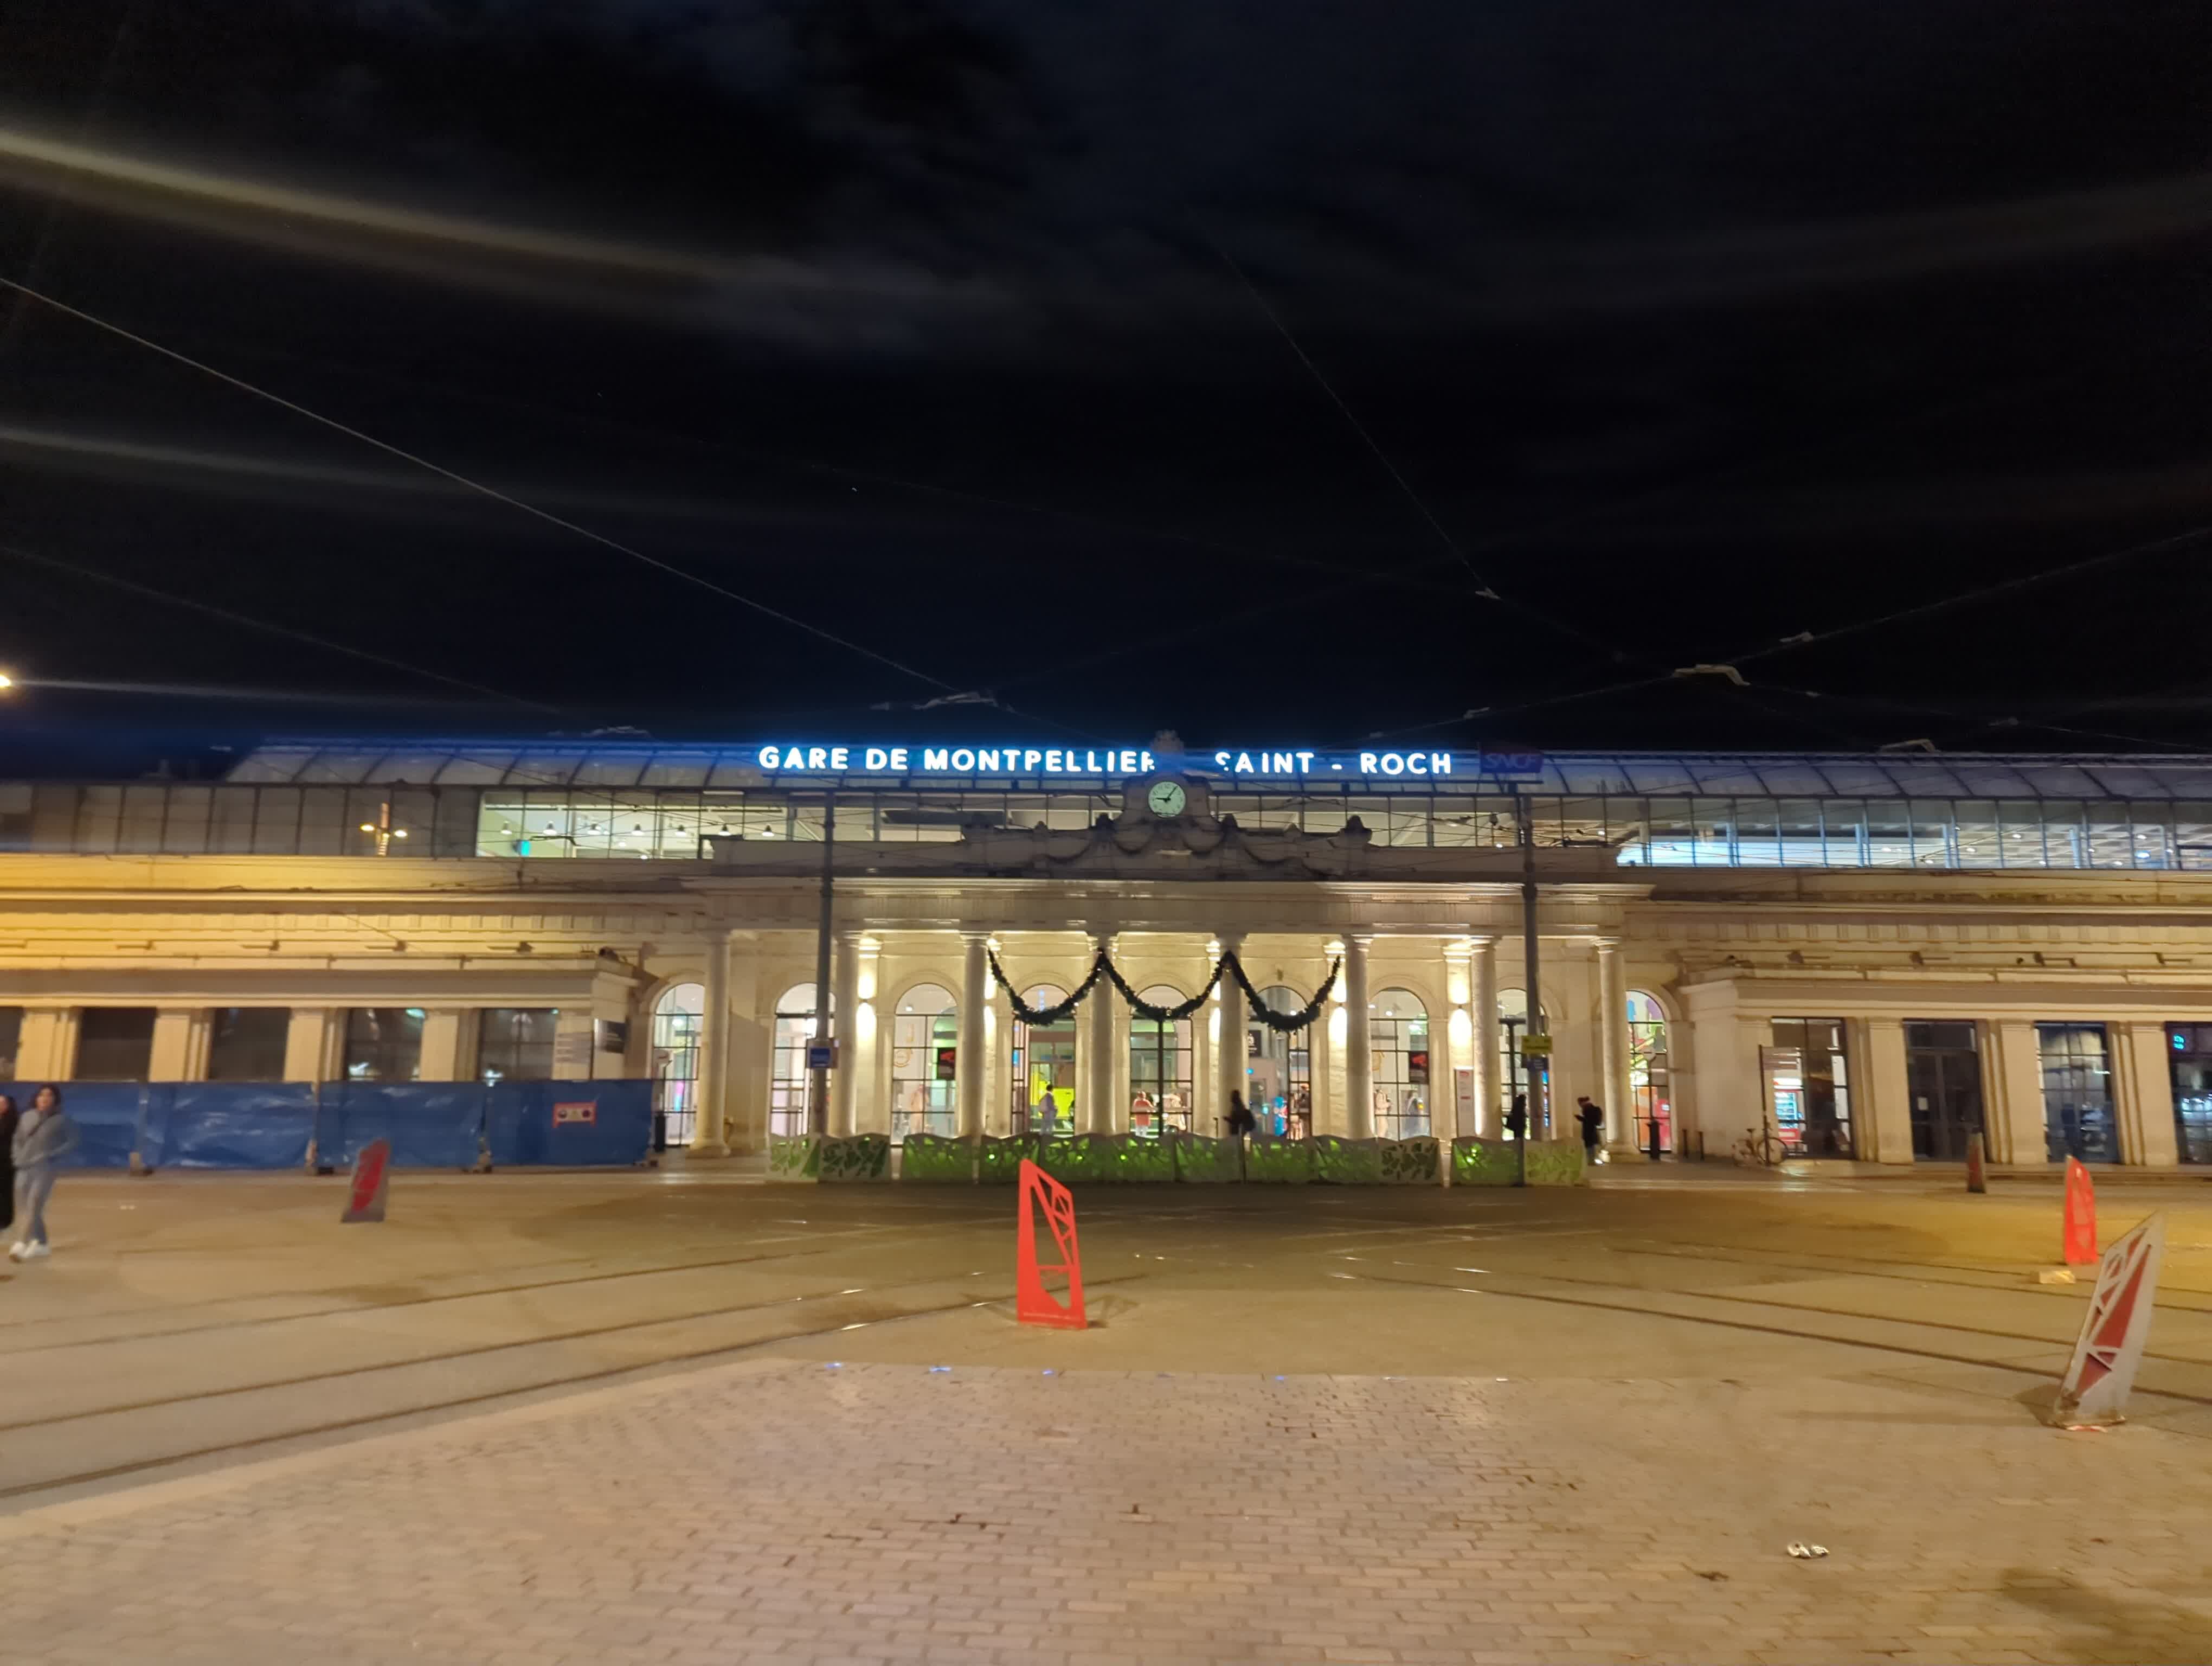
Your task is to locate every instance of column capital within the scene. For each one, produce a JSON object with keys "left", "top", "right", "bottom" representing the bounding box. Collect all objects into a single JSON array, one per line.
[
  {"left": 1341, "top": 931, "right": 1373, "bottom": 948},
  {"left": 1591, "top": 935, "right": 1623, "bottom": 953},
  {"left": 961, "top": 927, "right": 992, "bottom": 945}
]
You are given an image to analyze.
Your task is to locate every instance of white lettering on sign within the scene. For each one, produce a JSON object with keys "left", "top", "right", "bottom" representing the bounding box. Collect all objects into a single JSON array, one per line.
[{"left": 751, "top": 744, "right": 1467, "bottom": 778}]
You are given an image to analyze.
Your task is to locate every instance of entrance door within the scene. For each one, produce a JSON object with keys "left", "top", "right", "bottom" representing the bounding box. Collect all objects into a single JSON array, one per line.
[
  {"left": 1905, "top": 1021, "right": 1984, "bottom": 1161},
  {"left": 1012, "top": 985, "right": 1077, "bottom": 1137},
  {"left": 2168, "top": 1023, "right": 2212, "bottom": 1164}
]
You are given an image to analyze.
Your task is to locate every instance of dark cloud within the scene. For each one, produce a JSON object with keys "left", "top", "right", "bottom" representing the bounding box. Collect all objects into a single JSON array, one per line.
[{"left": 0, "top": 1, "right": 2209, "bottom": 757}]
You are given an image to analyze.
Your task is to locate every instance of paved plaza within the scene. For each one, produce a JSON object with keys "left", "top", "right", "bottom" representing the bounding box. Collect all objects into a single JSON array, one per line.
[{"left": 6, "top": 1165, "right": 2212, "bottom": 1663}]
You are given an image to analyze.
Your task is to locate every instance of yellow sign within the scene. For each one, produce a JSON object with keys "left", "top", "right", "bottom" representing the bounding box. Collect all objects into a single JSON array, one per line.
[{"left": 1520, "top": 1033, "right": 1553, "bottom": 1058}]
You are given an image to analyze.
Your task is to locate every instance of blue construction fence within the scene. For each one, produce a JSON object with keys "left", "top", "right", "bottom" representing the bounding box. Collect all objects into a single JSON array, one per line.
[{"left": 4, "top": 1080, "right": 653, "bottom": 1171}]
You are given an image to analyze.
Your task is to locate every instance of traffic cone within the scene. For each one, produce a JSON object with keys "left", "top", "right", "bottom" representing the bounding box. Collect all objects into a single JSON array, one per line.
[
  {"left": 1964, "top": 1131, "right": 1986, "bottom": 1194},
  {"left": 2062, "top": 1156, "right": 2098, "bottom": 1266}
]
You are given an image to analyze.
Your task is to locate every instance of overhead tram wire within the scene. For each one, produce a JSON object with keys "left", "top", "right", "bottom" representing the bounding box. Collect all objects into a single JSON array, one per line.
[
  {"left": 0, "top": 540, "right": 556, "bottom": 712},
  {"left": 0, "top": 275, "right": 962, "bottom": 701},
  {"left": 1362, "top": 510, "right": 2212, "bottom": 751},
  {"left": 1203, "top": 232, "right": 1644, "bottom": 668}
]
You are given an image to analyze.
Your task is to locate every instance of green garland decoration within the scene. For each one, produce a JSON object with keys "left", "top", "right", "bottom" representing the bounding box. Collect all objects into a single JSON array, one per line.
[
  {"left": 986, "top": 946, "right": 1339, "bottom": 1031},
  {"left": 1228, "top": 953, "right": 1339, "bottom": 1031}
]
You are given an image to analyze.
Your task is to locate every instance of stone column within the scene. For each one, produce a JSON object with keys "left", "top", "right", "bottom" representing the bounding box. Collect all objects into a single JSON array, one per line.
[
  {"left": 831, "top": 929, "right": 863, "bottom": 1137},
  {"left": 1440, "top": 939, "right": 1470, "bottom": 1142},
  {"left": 282, "top": 1008, "right": 340, "bottom": 1082},
  {"left": 2114, "top": 1022, "right": 2179, "bottom": 1168},
  {"left": 1681, "top": 983, "right": 1757, "bottom": 1156},
  {"left": 1215, "top": 934, "right": 1246, "bottom": 1135},
  {"left": 1086, "top": 932, "right": 1117, "bottom": 1134},
  {"left": 957, "top": 933, "right": 988, "bottom": 1139},
  {"left": 1986, "top": 1019, "right": 2048, "bottom": 1166},
  {"left": 1597, "top": 940, "right": 1634, "bottom": 1150},
  {"left": 16, "top": 1008, "right": 75, "bottom": 1080},
  {"left": 691, "top": 928, "right": 734, "bottom": 1156},
  {"left": 1470, "top": 936, "right": 1500, "bottom": 1138},
  {"left": 418, "top": 1009, "right": 475, "bottom": 1084},
  {"left": 150, "top": 1008, "right": 208, "bottom": 1081},
  {"left": 1860, "top": 1017, "right": 1914, "bottom": 1164},
  {"left": 1343, "top": 933, "right": 1373, "bottom": 1138}
]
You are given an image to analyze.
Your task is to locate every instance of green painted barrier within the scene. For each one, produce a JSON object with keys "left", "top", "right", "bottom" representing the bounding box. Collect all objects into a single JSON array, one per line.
[
  {"left": 976, "top": 1133, "right": 1034, "bottom": 1184},
  {"left": 1035, "top": 1132, "right": 1175, "bottom": 1184},
  {"left": 1172, "top": 1133, "right": 1242, "bottom": 1183},
  {"left": 1380, "top": 1136, "right": 1441, "bottom": 1184},
  {"left": 1452, "top": 1136, "right": 1586, "bottom": 1186},
  {"left": 818, "top": 1133, "right": 890, "bottom": 1182},
  {"left": 768, "top": 1133, "right": 819, "bottom": 1182},
  {"left": 899, "top": 1133, "right": 975, "bottom": 1183},
  {"left": 1312, "top": 1135, "right": 1385, "bottom": 1185},
  {"left": 1246, "top": 1136, "right": 1314, "bottom": 1184}
]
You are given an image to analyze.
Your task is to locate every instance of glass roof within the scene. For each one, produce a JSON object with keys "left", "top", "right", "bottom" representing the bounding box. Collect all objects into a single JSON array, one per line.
[{"left": 217, "top": 740, "right": 2212, "bottom": 800}]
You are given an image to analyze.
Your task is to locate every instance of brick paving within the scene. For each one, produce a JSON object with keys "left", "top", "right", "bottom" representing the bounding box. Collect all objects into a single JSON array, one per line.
[{"left": 5, "top": 1355, "right": 2210, "bottom": 1665}]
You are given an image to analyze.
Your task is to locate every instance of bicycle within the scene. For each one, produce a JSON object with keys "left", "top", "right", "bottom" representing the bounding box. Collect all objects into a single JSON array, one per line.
[{"left": 1732, "top": 1118, "right": 1787, "bottom": 1168}]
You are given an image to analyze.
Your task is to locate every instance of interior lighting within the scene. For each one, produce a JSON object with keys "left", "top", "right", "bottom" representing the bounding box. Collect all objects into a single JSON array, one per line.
[{"left": 0, "top": 673, "right": 14, "bottom": 690}]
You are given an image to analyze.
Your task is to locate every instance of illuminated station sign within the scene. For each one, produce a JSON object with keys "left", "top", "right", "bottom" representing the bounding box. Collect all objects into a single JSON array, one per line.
[{"left": 750, "top": 744, "right": 1543, "bottom": 781}]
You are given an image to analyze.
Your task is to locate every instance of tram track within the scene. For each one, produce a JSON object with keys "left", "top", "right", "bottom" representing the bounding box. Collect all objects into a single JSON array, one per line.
[
  {"left": 0, "top": 1225, "right": 993, "bottom": 1353},
  {"left": 0, "top": 1261, "right": 1156, "bottom": 1505},
  {"left": 1337, "top": 1263, "right": 2212, "bottom": 1407}
]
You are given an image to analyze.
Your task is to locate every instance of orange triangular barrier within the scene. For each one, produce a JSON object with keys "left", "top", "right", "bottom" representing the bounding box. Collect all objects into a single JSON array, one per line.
[
  {"left": 1015, "top": 1158, "right": 1085, "bottom": 1330},
  {"left": 2062, "top": 1156, "right": 2098, "bottom": 1266}
]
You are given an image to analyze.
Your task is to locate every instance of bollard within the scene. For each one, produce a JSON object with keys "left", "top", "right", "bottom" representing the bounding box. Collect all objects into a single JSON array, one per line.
[
  {"left": 341, "top": 1137, "right": 392, "bottom": 1224},
  {"left": 2062, "top": 1156, "right": 2098, "bottom": 1266},
  {"left": 1965, "top": 1130, "right": 1986, "bottom": 1194}
]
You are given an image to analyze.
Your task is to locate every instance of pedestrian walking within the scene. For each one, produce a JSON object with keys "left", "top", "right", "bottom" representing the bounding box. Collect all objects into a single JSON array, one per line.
[
  {"left": 1576, "top": 1094, "right": 1605, "bottom": 1165},
  {"left": 0, "top": 1093, "right": 17, "bottom": 1235},
  {"left": 1505, "top": 1092, "right": 1527, "bottom": 1142},
  {"left": 1225, "top": 1090, "right": 1257, "bottom": 1139},
  {"left": 11, "top": 1084, "right": 79, "bottom": 1262}
]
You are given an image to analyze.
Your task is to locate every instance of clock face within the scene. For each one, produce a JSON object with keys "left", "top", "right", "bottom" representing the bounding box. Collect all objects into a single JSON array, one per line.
[{"left": 1147, "top": 780, "right": 1187, "bottom": 818}]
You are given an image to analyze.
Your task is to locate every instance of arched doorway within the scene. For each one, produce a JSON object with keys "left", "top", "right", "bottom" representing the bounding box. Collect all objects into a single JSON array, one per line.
[
  {"left": 651, "top": 982, "right": 703, "bottom": 1150},
  {"left": 770, "top": 982, "right": 821, "bottom": 1137},
  {"left": 1369, "top": 988, "right": 1430, "bottom": 1139},
  {"left": 1626, "top": 991, "right": 1672, "bottom": 1156},
  {"left": 1250, "top": 984, "right": 1313, "bottom": 1137},
  {"left": 1498, "top": 989, "right": 1549, "bottom": 1138},
  {"left": 889, "top": 983, "right": 958, "bottom": 1143},
  {"left": 1013, "top": 985, "right": 1077, "bottom": 1137},
  {"left": 1128, "top": 985, "right": 1193, "bottom": 1138}
]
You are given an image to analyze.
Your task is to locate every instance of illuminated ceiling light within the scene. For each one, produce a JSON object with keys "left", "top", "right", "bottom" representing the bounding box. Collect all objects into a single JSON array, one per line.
[
  {"left": 359, "top": 822, "right": 376, "bottom": 832},
  {"left": 0, "top": 673, "right": 14, "bottom": 689},
  {"left": 392, "top": 828, "right": 407, "bottom": 838}
]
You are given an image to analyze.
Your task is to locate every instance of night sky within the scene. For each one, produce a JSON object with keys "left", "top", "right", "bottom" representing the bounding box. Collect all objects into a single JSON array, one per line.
[{"left": 2, "top": 2, "right": 2210, "bottom": 774}]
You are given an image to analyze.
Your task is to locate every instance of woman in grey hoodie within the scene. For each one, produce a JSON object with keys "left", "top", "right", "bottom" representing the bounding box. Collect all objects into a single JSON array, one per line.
[{"left": 11, "top": 1084, "right": 78, "bottom": 1261}]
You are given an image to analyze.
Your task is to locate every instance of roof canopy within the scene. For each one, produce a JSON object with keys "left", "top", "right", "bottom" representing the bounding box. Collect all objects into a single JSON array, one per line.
[{"left": 219, "top": 740, "right": 2212, "bottom": 800}]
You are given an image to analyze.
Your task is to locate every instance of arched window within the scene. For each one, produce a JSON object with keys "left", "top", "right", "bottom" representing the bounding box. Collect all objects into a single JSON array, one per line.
[
  {"left": 1013, "top": 985, "right": 1077, "bottom": 1137},
  {"left": 889, "top": 984, "right": 958, "bottom": 1144},
  {"left": 1498, "top": 989, "right": 1549, "bottom": 1137},
  {"left": 770, "top": 982, "right": 824, "bottom": 1138},
  {"left": 1128, "top": 985, "right": 1194, "bottom": 1138},
  {"left": 652, "top": 983, "right": 703, "bottom": 1150},
  {"left": 1369, "top": 988, "right": 1430, "bottom": 1140},
  {"left": 1626, "top": 991, "right": 1672, "bottom": 1155},
  {"left": 1251, "top": 984, "right": 1313, "bottom": 1138}
]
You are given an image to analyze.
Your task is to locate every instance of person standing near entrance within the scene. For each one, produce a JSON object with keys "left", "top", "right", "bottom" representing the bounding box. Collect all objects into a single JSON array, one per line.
[
  {"left": 1506, "top": 1093, "right": 1527, "bottom": 1142},
  {"left": 1576, "top": 1095, "right": 1605, "bottom": 1166},
  {"left": 11, "top": 1084, "right": 78, "bottom": 1261}
]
